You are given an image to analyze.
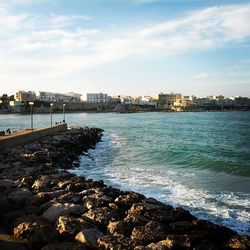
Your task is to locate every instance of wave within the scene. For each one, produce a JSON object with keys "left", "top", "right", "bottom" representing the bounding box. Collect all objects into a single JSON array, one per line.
[{"left": 70, "top": 132, "right": 250, "bottom": 235}]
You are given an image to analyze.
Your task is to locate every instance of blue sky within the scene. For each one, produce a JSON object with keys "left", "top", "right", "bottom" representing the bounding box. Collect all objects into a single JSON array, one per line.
[{"left": 0, "top": 0, "right": 250, "bottom": 98}]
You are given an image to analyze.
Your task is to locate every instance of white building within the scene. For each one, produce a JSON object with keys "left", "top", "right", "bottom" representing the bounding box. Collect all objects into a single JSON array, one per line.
[
  {"left": 39, "top": 91, "right": 82, "bottom": 103},
  {"left": 87, "top": 93, "right": 108, "bottom": 103},
  {"left": 39, "top": 91, "right": 56, "bottom": 102},
  {"left": 65, "top": 92, "right": 82, "bottom": 102}
]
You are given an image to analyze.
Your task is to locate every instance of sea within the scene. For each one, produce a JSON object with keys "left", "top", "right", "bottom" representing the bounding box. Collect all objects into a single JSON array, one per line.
[{"left": 0, "top": 111, "right": 249, "bottom": 235}]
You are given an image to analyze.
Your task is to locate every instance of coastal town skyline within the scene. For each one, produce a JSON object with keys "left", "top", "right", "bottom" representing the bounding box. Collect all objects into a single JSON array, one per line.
[{"left": 0, "top": 0, "right": 250, "bottom": 97}]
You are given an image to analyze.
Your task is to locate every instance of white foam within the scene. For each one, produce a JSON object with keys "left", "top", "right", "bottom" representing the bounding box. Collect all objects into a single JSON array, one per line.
[{"left": 70, "top": 132, "right": 250, "bottom": 236}]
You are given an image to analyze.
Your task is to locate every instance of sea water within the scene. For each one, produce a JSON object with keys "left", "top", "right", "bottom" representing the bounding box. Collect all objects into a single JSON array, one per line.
[{"left": 0, "top": 112, "right": 249, "bottom": 234}]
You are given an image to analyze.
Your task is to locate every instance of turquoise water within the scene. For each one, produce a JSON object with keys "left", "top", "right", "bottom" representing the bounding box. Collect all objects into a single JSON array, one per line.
[{"left": 0, "top": 112, "right": 250, "bottom": 234}]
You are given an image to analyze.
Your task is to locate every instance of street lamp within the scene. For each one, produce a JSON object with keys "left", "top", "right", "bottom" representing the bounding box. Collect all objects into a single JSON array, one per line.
[
  {"left": 50, "top": 103, "right": 53, "bottom": 127},
  {"left": 63, "top": 103, "right": 66, "bottom": 122},
  {"left": 29, "top": 102, "right": 34, "bottom": 131}
]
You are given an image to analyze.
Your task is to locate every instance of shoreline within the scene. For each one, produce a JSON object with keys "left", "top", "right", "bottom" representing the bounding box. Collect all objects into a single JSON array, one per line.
[
  {"left": 0, "top": 127, "right": 249, "bottom": 249},
  {"left": 0, "top": 109, "right": 249, "bottom": 116}
]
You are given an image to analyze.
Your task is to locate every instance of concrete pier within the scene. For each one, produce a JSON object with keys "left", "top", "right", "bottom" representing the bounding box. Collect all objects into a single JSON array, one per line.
[{"left": 0, "top": 123, "right": 67, "bottom": 151}]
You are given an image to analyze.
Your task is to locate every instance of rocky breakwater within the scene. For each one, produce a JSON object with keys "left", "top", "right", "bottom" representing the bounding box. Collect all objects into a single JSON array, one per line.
[{"left": 0, "top": 127, "right": 249, "bottom": 250}]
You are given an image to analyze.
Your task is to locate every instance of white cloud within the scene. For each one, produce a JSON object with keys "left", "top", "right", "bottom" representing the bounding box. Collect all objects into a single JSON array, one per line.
[
  {"left": 194, "top": 72, "right": 209, "bottom": 79},
  {"left": 50, "top": 13, "right": 91, "bottom": 28},
  {"left": 0, "top": 3, "right": 250, "bottom": 90}
]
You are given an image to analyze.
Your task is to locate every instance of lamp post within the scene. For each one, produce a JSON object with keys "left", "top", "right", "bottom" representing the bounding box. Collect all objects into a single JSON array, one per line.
[
  {"left": 50, "top": 103, "right": 53, "bottom": 127},
  {"left": 29, "top": 102, "right": 34, "bottom": 131},
  {"left": 63, "top": 103, "right": 66, "bottom": 122}
]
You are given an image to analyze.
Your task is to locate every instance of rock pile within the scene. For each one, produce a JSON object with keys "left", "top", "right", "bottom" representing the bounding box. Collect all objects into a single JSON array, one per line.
[{"left": 0, "top": 126, "right": 249, "bottom": 250}]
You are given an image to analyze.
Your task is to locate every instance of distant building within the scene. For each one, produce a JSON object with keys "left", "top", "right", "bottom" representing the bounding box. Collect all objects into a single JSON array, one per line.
[
  {"left": 15, "top": 90, "right": 36, "bottom": 102},
  {"left": 138, "top": 96, "right": 157, "bottom": 106},
  {"left": 65, "top": 92, "right": 82, "bottom": 102},
  {"left": 39, "top": 91, "right": 56, "bottom": 102},
  {"left": 9, "top": 101, "right": 25, "bottom": 113},
  {"left": 87, "top": 93, "right": 108, "bottom": 103},
  {"left": 158, "top": 93, "right": 182, "bottom": 106},
  {"left": 39, "top": 91, "right": 82, "bottom": 103}
]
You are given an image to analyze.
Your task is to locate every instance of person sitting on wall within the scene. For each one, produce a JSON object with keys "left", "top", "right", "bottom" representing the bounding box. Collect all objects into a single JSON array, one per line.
[{"left": 6, "top": 128, "right": 11, "bottom": 134}]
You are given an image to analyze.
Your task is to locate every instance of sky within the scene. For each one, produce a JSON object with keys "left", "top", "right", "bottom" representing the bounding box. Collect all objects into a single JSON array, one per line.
[{"left": 0, "top": 0, "right": 250, "bottom": 98}]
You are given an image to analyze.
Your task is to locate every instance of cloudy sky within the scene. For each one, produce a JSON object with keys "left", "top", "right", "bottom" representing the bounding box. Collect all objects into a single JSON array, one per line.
[{"left": 0, "top": 0, "right": 250, "bottom": 97}]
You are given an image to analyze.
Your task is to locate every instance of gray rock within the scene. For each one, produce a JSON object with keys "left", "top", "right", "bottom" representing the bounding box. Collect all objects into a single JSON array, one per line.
[
  {"left": 0, "top": 179, "right": 17, "bottom": 189},
  {"left": 8, "top": 188, "right": 33, "bottom": 204},
  {"left": 42, "top": 203, "right": 86, "bottom": 223}
]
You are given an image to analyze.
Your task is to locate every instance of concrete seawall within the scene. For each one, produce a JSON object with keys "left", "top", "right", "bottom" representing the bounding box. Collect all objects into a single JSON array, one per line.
[{"left": 0, "top": 123, "right": 67, "bottom": 151}]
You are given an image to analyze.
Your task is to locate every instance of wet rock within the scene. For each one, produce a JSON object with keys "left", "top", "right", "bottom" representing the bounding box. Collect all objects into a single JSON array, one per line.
[
  {"left": 8, "top": 188, "right": 33, "bottom": 205},
  {"left": 170, "top": 221, "right": 195, "bottom": 234},
  {"left": 194, "top": 220, "right": 237, "bottom": 244},
  {"left": 131, "top": 220, "right": 168, "bottom": 245},
  {"left": 41, "top": 242, "right": 87, "bottom": 250},
  {"left": 75, "top": 228, "right": 104, "bottom": 248},
  {"left": 84, "top": 207, "right": 119, "bottom": 226},
  {"left": 42, "top": 203, "right": 86, "bottom": 223},
  {"left": 98, "top": 234, "right": 135, "bottom": 250},
  {"left": 129, "top": 202, "right": 172, "bottom": 215},
  {"left": 56, "top": 216, "right": 96, "bottom": 238},
  {"left": 143, "top": 207, "right": 195, "bottom": 225}
]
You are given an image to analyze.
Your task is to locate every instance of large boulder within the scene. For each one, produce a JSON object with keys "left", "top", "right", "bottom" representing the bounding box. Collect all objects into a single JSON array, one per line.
[
  {"left": 83, "top": 193, "right": 113, "bottom": 209},
  {"left": 14, "top": 215, "right": 57, "bottom": 249},
  {"left": 56, "top": 216, "right": 96, "bottom": 238},
  {"left": 57, "top": 192, "right": 82, "bottom": 204},
  {"left": 0, "top": 179, "right": 17, "bottom": 191},
  {"left": 8, "top": 188, "right": 33, "bottom": 205},
  {"left": 98, "top": 234, "right": 135, "bottom": 250},
  {"left": 131, "top": 220, "right": 168, "bottom": 245},
  {"left": 107, "top": 220, "right": 134, "bottom": 237},
  {"left": 164, "top": 234, "right": 192, "bottom": 249},
  {"left": 114, "top": 192, "right": 145, "bottom": 209},
  {"left": 42, "top": 203, "right": 86, "bottom": 223},
  {"left": 83, "top": 207, "right": 119, "bottom": 226},
  {"left": 75, "top": 228, "right": 104, "bottom": 248}
]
